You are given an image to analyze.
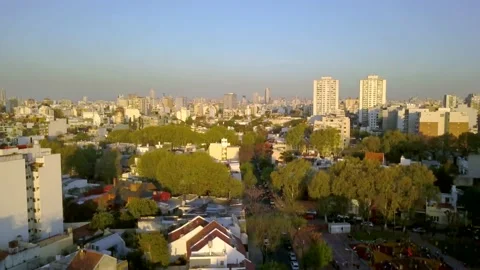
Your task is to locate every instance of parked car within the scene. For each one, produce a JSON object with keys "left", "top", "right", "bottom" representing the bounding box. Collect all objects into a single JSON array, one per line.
[
  {"left": 306, "top": 209, "right": 317, "bottom": 216},
  {"left": 289, "top": 252, "right": 297, "bottom": 261},
  {"left": 412, "top": 227, "right": 426, "bottom": 234},
  {"left": 361, "top": 221, "right": 374, "bottom": 227},
  {"left": 291, "top": 261, "right": 299, "bottom": 270}
]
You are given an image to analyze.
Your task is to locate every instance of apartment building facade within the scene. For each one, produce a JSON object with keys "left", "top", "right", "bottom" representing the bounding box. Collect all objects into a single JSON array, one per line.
[{"left": 0, "top": 142, "right": 63, "bottom": 249}]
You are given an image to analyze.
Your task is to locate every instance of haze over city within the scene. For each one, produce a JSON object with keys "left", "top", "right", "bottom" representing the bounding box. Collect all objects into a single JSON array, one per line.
[{"left": 1, "top": 0, "right": 479, "bottom": 100}]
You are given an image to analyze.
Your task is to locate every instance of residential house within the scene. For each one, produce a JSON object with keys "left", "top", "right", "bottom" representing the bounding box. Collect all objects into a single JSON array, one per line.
[{"left": 39, "top": 249, "right": 128, "bottom": 270}]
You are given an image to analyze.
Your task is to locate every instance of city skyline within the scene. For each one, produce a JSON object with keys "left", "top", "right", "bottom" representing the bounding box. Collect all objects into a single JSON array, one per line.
[{"left": 1, "top": 1, "right": 479, "bottom": 100}]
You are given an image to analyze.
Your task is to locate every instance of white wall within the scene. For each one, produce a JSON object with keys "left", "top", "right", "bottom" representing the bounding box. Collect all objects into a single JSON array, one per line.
[
  {"left": 169, "top": 226, "right": 204, "bottom": 261},
  {"left": 0, "top": 157, "right": 29, "bottom": 249},
  {"left": 192, "top": 237, "right": 245, "bottom": 266},
  {"left": 48, "top": 119, "right": 68, "bottom": 137},
  {"left": 37, "top": 154, "right": 64, "bottom": 240}
]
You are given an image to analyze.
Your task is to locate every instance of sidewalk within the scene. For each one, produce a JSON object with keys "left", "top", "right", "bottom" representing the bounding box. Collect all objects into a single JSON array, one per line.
[{"left": 409, "top": 233, "right": 467, "bottom": 270}]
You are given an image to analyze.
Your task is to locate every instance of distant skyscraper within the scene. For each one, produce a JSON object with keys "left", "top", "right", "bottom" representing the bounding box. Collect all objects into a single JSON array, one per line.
[
  {"left": 241, "top": 95, "right": 247, "bottom": 105},
  {"left": 443, "top": 94, "right": 458, "bottom": 109},
  {"left": 252, "top": 92, "right": 259, "bottom": 104},
  {"left": 82, "top": 96, "right": 88, "bottom": 103},
  {"left": 175, "top": 97, "right": 187, "bottom": 111},
  {"left": 359, "top": 75, "right": 387, "bottom": 125},
  {"left": 0, "top": 89, "right": 6, "bottom": 106},
  {"left": 265, "top": 88, "right": 271, "bottom": 104},
  {"left": 313, "top": 77, "right": 339, "bottom": 116},
  {"left": 223, "top": 93, "right": 237, "bottom": 110},
  {"left": 149, "top": 88, "right": 156, "bottom": 100}
]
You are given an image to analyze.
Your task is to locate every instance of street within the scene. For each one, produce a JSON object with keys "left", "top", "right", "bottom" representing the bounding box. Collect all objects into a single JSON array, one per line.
[{"left": 323, "top": 233, "right": 370, "bottom": 270}]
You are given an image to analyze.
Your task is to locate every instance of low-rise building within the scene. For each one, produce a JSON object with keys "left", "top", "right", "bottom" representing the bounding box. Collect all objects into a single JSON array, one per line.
[
  {"left": 311, "top": 114, "right": 350, "bottom": 148},
  {"left": 208, "top": 139, "right": 240, "bottom": 161}
]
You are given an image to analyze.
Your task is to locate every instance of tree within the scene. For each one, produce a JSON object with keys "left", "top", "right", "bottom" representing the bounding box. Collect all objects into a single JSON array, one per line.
[
  {"left": 308, "top": 171, "right": 332, "bottom": 222},
  {"left": 244, "top": 187, "right": 267, "bottom": 215},
  {"left": 286, "top": 123, "right": 307, "bottom": 150},
  {"left": 137, "top": 149, "right": 170, "bottom": 179},
  {"left": 258, "top": 262, "right": 288, "bottom": 270},
  {"left": 260, "top": 167, "right": 274, "bottom": 184},
  {"left": 73, "top": 132, "right": 91, "bottom": 142},
  {"left": 239, "top": 144, "right": 255, "bottom": 163},
  {"left": 247, "top": 214, "right": 293, "bottom": 263},
  {"left": 127, "top": 198, "right": 158, "bottom": 218},
  {"left": 90, "top": 211, "right": 115, "bottom": 230},
  {"left": 302, "top": 242, "right": 333, "bottom": 270},
  {"left": 310, "top": 128, "right": 341, "bottom": 156},
  {"left": 460, "top": 187, "right": 480, "bottom": 225},
  {"left": 137, "top": 232, "right": 169, "bottom": 267},
  {"left": 241, "top": 163, "right": 258, "bottom": 188},
  {"left": 53, "top": 108, "right": 65, "bottom": 119},
  {"left": 280, "top": 151, "right": 296, "bottom": 163},
  {"left": 95, "top": 150, "right": 122, "bottom": 184},
  {"left": 271, "top": 159, "right": 311, "bottom": 204},
  {"left": 361, "top": 136, "right": 382, "bottom": 152},
  {"left": 457, "top": 132, "right": 480, "bottom": 155},
  {"left": 71, "top": 147, "right": 97, "bottom": 179}
]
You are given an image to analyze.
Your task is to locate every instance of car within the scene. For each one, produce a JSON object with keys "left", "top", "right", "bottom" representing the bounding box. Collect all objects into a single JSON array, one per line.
[
  {"left": 289, "top": 252, "right": 297, "bottom": 261},
  {"left": 361, "top": 221, "right": 374, "bottom": 227},
  {"left": 306, "top": 209, "right": 317, "bottom": 216},
  {"left": 412, "top": 227, "right": 426, "bottom": 234},
  {"left": 291, "top": 261, "right": 299, "bottom": 270}
]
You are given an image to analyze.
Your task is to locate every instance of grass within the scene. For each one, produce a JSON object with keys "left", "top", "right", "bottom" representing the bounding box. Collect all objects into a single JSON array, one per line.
[{"left": 352, "top": 230, "right": 407, "bottom": 242}]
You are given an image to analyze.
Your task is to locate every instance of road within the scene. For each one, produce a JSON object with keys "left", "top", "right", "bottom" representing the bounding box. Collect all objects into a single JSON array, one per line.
[
  {"left": 409, "top": 233, "right": 467, "bottom": 270},
  {"left": 323, "top": 233, "right": 370, "bottom": 270}
]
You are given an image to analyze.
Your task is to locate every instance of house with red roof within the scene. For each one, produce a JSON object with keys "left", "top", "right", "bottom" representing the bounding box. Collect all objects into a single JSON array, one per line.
[{"left": 168, "top": 216, "right": 254, "bottom": 270}]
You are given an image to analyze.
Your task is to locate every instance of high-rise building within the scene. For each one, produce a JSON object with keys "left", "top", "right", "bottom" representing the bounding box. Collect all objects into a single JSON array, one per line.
[
  {"left": 443, "top": 94, "right": 458, "bottom": 109},
  {"left": 313, "top": 77, "right": 339, "bottom": 116},
  {"left": 6, "top": 97, "right": 19, "bottom": 113},
  {"left": 0, "top": 89, "right": 6, "bottom": 106},
  {"left": 264, "top": 88, "right": 271, "bottom": 104},
  {"left": 241, "top": 95, "right": 247, "bottom": 105},
  {"left": 252, "top": 92, "right": 259, "bottom": 104},
  {"left": 417, "top": 111, "right": 469, "bottom": 137},
  {"left": 359, "top": 75, "right": 387, "bottom": 125},
  {"left": 223, "top": 93, "right": 237, "bottom": 110},
  {"left": 175, "top": 97, "right": 187, "bottom": 111},
  {"left": 149, "top": 88, "right": 156, "bottom": 100},
  {"left": 0, "top": 142, "right": 63, "bottom": 248}
]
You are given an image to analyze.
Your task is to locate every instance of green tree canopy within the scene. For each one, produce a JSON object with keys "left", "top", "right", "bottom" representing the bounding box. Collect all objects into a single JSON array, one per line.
[
  {"left": 127, "top": 198, "right": 158, "bottom": 218},
  {"left": 95, "top": 149, "right": 122, "bottom": 184},
  {"left": 310, "top": 127, "right": 341, "bottom": 156},
  {"left": 137, "top": 232, "right": 170, "bottom": 267},
  {"left": 90, "top": 211, "right": 115, "bottom": 230},
  {"left": 271, "top": 159, "right": 311, "bottom": 204},
  {"left": 286, "top": 123, "right": 307, "bottom": 150},
  {"left": 302, "top": 242, "right": 333, "bottom": 269},
  {"left": 361, "top": 136, "right": 382, "bottom": 152}
]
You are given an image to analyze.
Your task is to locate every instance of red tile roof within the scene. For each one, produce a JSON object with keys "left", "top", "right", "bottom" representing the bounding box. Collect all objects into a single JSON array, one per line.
[
  {"left": 365, "top": 152, "right": 385, "bottom": 163},
  {"left": 244, "top": 259, "right": 255, "bottom": 270},
  {"left": 168, "top": 216, "right": 209, "bottom": 242},
  {"left": 67, "top": 250, "right": 103, "bottom": 270}
]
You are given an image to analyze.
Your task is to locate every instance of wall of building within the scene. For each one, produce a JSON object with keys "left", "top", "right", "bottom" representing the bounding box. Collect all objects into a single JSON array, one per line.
[
  {"left": 226, "top": 147, "right": 240, "bottom": 161},
  {"left": 37, "top": 154, "right": 64, "bottom": 240},
  {"left": 0, "top": 157, "right": 29, "bottom": 249},
  {"left": 192, "top": 237, "right": 245, "bottom": 265},
  {"left": 169, "top": 226, "right": 204, "bottom": 261},
  {"left": 48, "top": 119, "right": 68, "bottom": 138}
]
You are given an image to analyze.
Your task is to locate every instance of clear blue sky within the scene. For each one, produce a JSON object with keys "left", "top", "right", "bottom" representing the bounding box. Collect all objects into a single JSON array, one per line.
[{"left": 0, "top": 0, "right": 479, "bottom": 101}]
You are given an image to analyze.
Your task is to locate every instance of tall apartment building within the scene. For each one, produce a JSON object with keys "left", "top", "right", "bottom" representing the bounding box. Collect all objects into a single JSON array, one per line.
[
  {"left": 223, "top": 93, "right": 237, "bottom": 110},
  {"left": 175, "top": 97, "right": 187, "bottom": 111},
  {"left": 0, "top": 142, "right": 63, "bottom": 249},
  {"left": 252, "top": 92, "right": 259, "bottom": 104},
  {"left": 0, "top": 89, "right": 6, "bottom": 106},
  {"left": 313, "top": 77, "right": 339, "bottom": 116},
  {"left": 359, "top": 75, "right": 387, "bottom": 125},
  {"left": 312, "top": 115, "right": 350, "bottom": 148},
  {"left": 265, "top": 88, "right": 271, "bottom": 104},
  {"left": 443, "top": 94, "right": 458, "bottom": 109},
  {"left": 453, "top": 104, "right": 478, "bottom": 133}
]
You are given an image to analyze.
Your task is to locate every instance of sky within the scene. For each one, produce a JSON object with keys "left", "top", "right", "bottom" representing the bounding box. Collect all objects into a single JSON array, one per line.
[{"left": 0, "top": 0, "right": 479, "bottom": 101}]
